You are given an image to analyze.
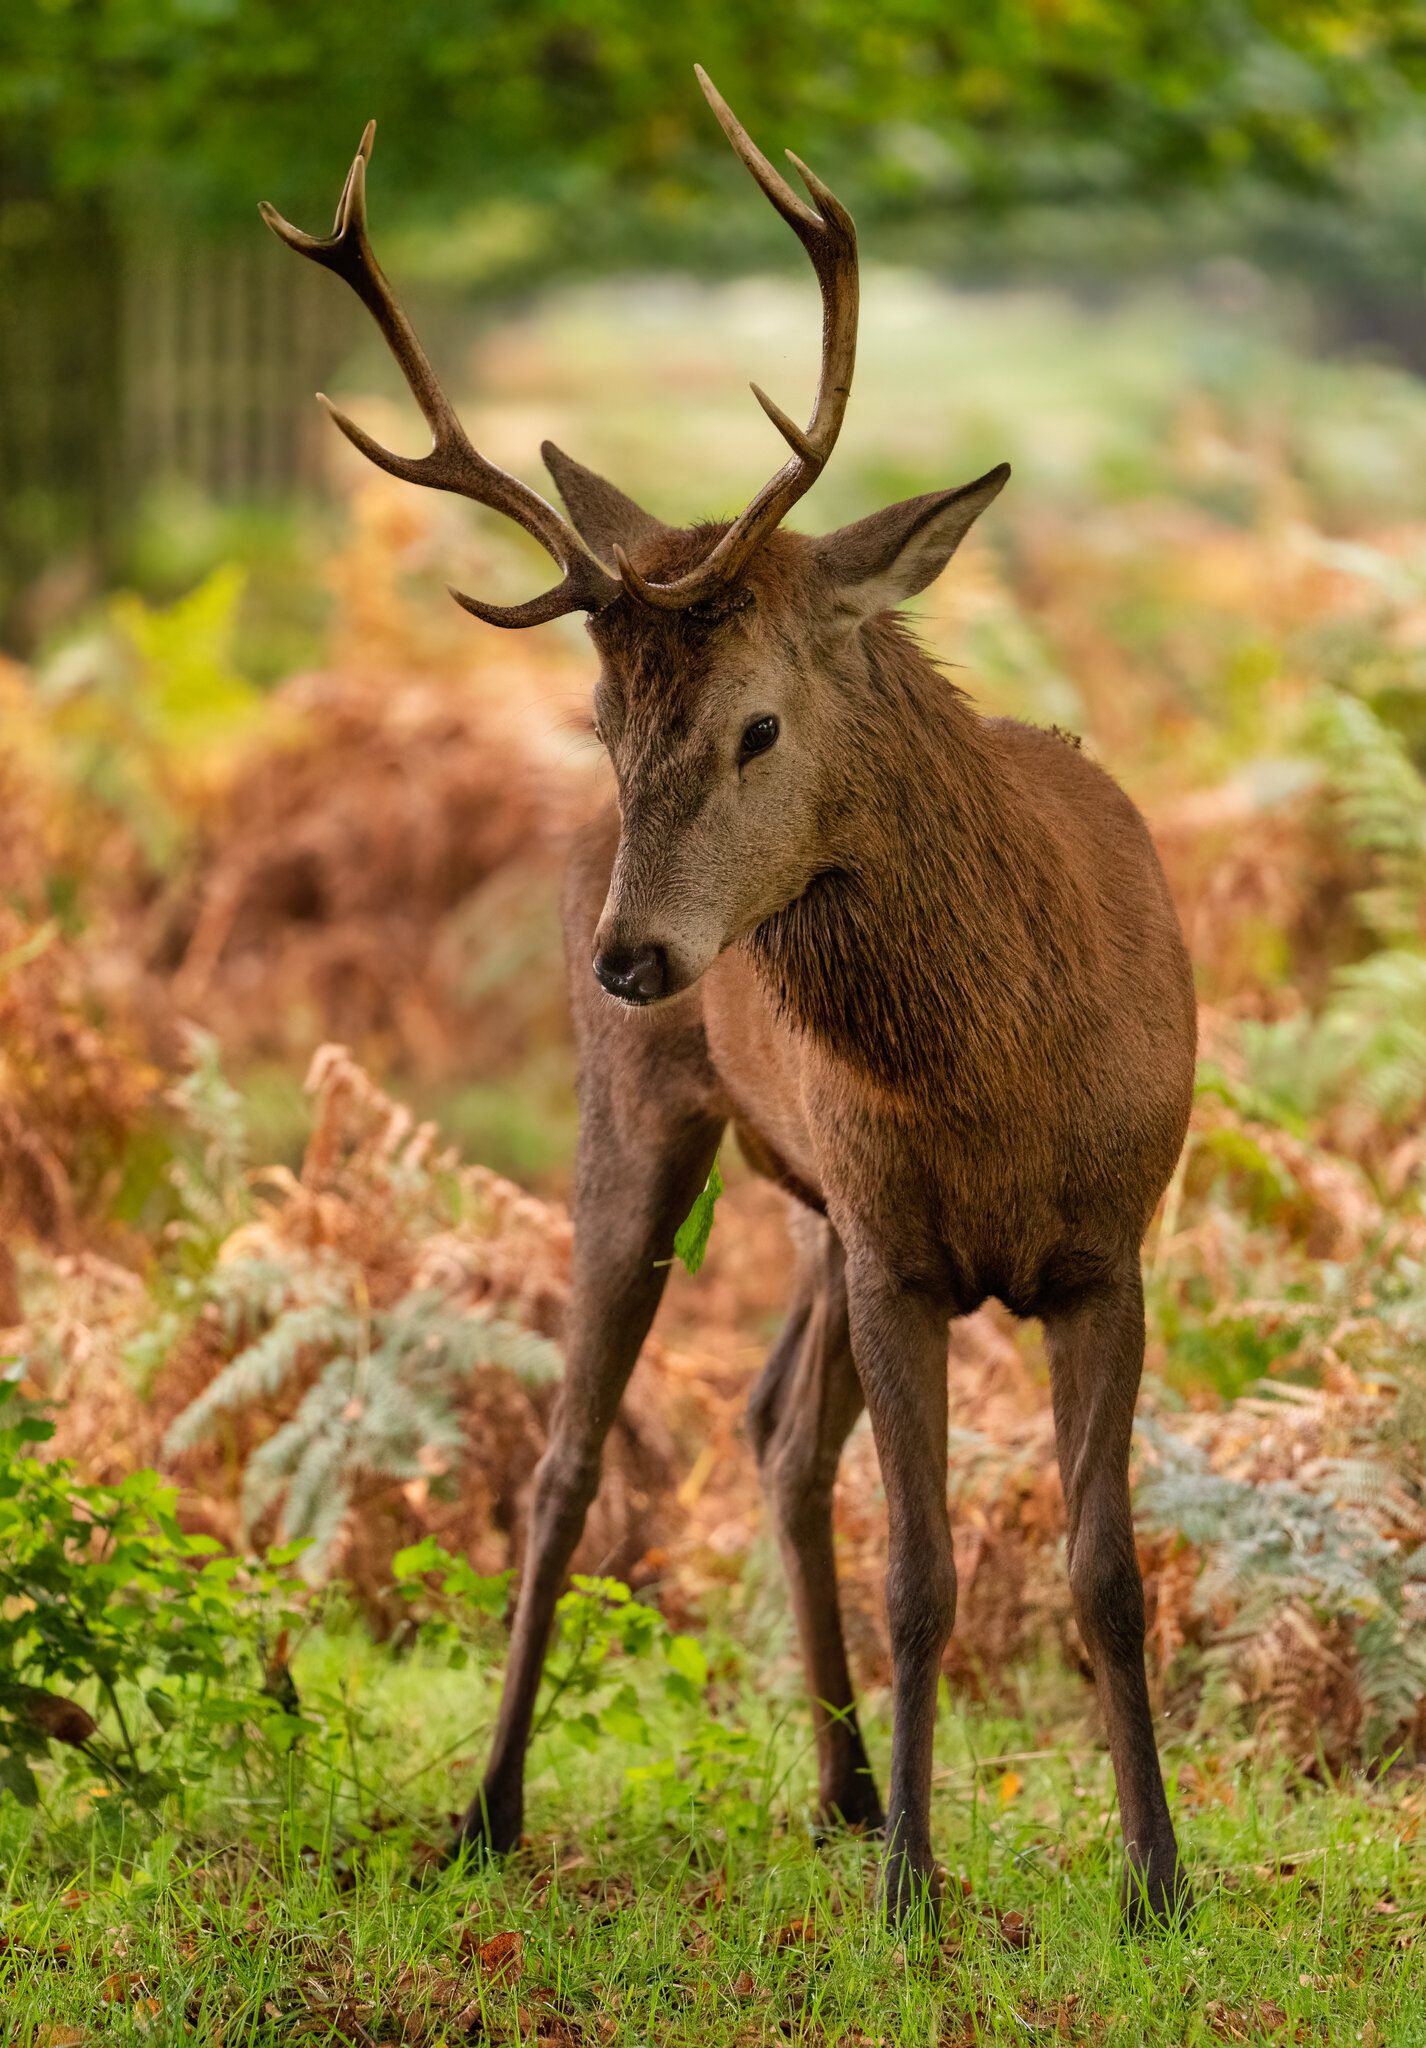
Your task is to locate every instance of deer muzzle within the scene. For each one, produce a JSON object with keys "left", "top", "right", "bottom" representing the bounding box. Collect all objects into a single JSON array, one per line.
[{"left": 592, "top": 943, "right": 670, "bottom": 1006}]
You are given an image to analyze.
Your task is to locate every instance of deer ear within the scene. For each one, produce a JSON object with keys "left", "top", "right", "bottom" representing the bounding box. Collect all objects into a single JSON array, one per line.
[
  {"left": 815, "top": 463, "right": 1010, "bottom": 618},
  {"left": 542, "top": 443, "right": 672, "bottom": 568}
]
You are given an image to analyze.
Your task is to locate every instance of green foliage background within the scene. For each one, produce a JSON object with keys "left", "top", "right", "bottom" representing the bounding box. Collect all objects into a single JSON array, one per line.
[{"left": 5, "top": 1, "right": 1426, "bottom": 270}]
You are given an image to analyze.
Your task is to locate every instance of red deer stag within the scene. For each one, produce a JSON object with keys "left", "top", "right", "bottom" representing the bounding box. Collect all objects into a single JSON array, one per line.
[{"left": 263, "top": 68, "right": 1195, "bottom": 1923}]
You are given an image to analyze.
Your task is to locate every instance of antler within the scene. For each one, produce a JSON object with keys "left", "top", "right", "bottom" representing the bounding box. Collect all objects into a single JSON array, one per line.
[
  {"left": 259, "top": 124, "right": 621, "bottom": 628},
  {"left": 613, "top": 67, "right": 859, "bottom": 612}
]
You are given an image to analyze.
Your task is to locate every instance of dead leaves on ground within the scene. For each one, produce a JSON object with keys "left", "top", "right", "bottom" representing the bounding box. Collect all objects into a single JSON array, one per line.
[
  {"left": 7, "top": 1919, "right": 547, "bottom": 2048},
  {"left": 1202, "top": 1998, "right": 1333, "bottom": 2044},
  {"left": 940, "top": 2000, "right": 1097, "bottom": 2045},
  {"left": 289, "top": 1924, "right": 602, "bottom": 2048},
  {"left": 239, "top": 1924, "right": 536, "bottom": 2048},
  {"left": 10, "top": 1869, "right": 1408, "bottom": 2048}
]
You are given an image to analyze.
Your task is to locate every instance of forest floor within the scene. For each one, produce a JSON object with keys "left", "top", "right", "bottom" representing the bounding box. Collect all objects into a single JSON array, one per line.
[{"left": 6, "top": 1632, "right": 1426, "bottom": 2048}]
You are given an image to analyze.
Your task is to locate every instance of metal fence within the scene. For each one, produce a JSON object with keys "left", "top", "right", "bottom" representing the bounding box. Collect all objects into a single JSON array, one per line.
[
  {"left": 0, "top": 207, "right": 353, "bottom": 643},
  {"left": 120, "top": 235, "right": 347, "bottom": 504}
]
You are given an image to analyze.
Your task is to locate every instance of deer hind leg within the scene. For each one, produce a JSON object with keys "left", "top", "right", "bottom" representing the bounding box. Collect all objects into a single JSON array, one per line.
[
  {"left": 455, "top": 1061, "right": 722, "bottom": 1858},
  {"left": 844, "top": 1257, "right": 954, "bottom": 1922},
  {"left": 1044, "top": 1263, "right": 1187, "bottom": 1925},
  {"left": 747, "top": 1211, "right": 883, "bottom": 1833}
]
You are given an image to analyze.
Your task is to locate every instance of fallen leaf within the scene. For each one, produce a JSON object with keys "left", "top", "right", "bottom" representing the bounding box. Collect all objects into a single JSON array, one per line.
[
  {"left": 1206, "top": 2004, "right": 1276, "bottom": 2043},
  {"left": 20, "top": 1689, "right": 99, "bottom": 1747},
  {"left": 530, "top": 2012, "right": 582, "bottom": 2047},
  {"left": 684, "top": 1870, "right": 727, "bottom": 1911},
  {"left": 0, "top": 1932, "right": 72, "bottom": 1968},
  {"left": 100, "top": 1971, "right": 147, "bottom": 2004},
  {"left": 941, "top": 2010, "right": 990, "bottom": 2047},
  {"left": 1013, "top": 2003, "right": 1080, "bottom": 2040},
  {"left": 991, "top": 1907, "right": 1032, "bottom": 1950},
  {"left": 477, "top": 1929, "right": 524, "bottom": 1986}
]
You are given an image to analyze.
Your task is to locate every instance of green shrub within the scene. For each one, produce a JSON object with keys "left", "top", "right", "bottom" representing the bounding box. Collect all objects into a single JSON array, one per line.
[
  {"left": 393, "top": 1540, "right": 771, "bottom": 1837},
  {"left": 0, "top": 1379, "right": 307, "bottom": 1814}
]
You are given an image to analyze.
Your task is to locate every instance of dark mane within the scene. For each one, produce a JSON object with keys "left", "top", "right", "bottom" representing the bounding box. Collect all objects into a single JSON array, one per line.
[{"left": 749, "top": 616, "right": 1101, "bottom": 1107}]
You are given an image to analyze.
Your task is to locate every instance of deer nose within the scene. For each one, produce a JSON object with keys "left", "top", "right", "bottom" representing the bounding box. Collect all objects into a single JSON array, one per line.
[{"left": 593, "top": 943, "right": 668, "bottom": 1005}]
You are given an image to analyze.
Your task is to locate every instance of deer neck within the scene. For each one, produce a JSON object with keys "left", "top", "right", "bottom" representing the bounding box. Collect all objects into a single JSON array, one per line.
[{"left": 749, "top": 619, "right": 1074, "bottom": 1098}]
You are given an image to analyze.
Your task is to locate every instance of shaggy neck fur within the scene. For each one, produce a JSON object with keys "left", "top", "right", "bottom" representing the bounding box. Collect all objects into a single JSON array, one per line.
[{"left": 750, "top": 617, "right": 1097, "bottom": 1109}]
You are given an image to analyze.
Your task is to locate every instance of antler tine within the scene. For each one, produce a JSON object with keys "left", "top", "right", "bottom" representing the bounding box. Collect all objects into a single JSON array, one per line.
[
  {"left": 695, "top": 67, "right": 822, "bottom": 241},
  {"left": 260, "top": 127, "right": 620, "bottom": 629},
  {"left": 615, "top": 69, "right": 859, "bottom": 612}
]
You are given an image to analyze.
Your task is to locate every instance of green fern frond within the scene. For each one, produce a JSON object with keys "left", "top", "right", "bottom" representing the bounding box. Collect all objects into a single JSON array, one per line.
[
  {"left": 280, "top": 1426, "right": 353, "bottom": 1570},
  {"left": 1314, "top": 688, "right": 1426, "bottom": 941},
  {"left": 206, "top": 1253, "right": 347, "bottom": 1346},
  {"left": 463, "top": 1317, "right": 565, "bottom": 1385},
  {"left": 1325, "top": 950, "right": 1426, "bottom": 1122},
  {"left": 164, "top": 1303, "right": 361, "bottom": 1455},
  {"left": 239, "top": 1368, "right": 354, "bottom": 1531},
  {"left": 178, "top": 1274, "right": 567, "bottom": 1579}
]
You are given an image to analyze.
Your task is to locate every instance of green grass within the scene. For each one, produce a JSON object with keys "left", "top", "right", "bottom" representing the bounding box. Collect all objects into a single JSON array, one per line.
[{"left": 4, "top": 1630, "right": 1424, "bottom": 2046}]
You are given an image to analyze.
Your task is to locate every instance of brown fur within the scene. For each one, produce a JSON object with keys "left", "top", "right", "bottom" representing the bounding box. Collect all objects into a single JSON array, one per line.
[{"left": 458, "top": 501, "right": 1197, "bottom": 1926}]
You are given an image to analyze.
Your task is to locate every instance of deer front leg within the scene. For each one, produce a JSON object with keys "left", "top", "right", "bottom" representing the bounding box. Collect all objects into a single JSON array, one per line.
[
  {"left": 1044, "top": 1264, "right": 1187, "bottom": 1925},
  {"left": 747, "top": 1213, "right": 882, "bottom": 1833},
  {"left": 845, "top": 1258, "right": 953, "bottom": 1921},
  {"left": 455, "top": 1089, "right": 722, "bottom": 1858}
]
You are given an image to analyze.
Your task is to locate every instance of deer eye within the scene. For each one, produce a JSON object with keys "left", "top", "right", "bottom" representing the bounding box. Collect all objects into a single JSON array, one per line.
[{"left": 739, "top": 715, "right": 779, "bottom": 763}]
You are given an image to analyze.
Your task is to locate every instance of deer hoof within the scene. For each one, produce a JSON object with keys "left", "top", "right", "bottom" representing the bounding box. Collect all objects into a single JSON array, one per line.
[
  {"left": 1120, "top": 1853, "right": 1193, "bottom": 1931},
  {"left": 878, "top": 1852, "right": 945, "bottom": 1927},
  {"left": 449, "top": 1794, "right": 522, "bottom": 1866},
  {"left": 812, "top": 1784, "right": 887, "bottom": 1845}
]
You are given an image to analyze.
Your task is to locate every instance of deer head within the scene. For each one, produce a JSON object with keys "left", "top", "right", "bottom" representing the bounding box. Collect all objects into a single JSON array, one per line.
[{"left": 263, "top": 67, "right": 1009, "bottom": 1006}]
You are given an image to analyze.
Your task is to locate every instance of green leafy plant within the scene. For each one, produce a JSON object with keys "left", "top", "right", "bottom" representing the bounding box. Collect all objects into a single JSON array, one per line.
[
  {"left": 1193, "top": 680, "right": 1426, "bottom": 1138},
  {"left": 121, "top": 1025, "right": 259, "bottom": 1387},
  {"left": 1315, "top": 686, "right": 1426, "bottom": 946},
  {"left": 534, "top": 1573, "right": 710, "bottom": 1753},
  {"left": 673, "top": 1155, "right": 724, "bottom": 1277},
  {"left": 1232, "top": 684, "right": 1426, "bottom": 1131},
  {"left": 626, "top": 1717, "right": 775, "bottom": 1840},
  {"left": 391, "top": 1534, "right": 512, "bottom": 1668},
  {"left": 0, "top": 1381, "right": 307, "bottom": 1813},
  {"left": 40, "top": 568, "right": 261, "bottom": 870},
  {"left": 391, "top": 1543, "right": 757, "bottom": 1829},
  {"left": 163, "top": 1022, "right": 254, "bottom": 1251},
  {"left": 531, "top": 1574, "right": 780, "bottom": 1840}
]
